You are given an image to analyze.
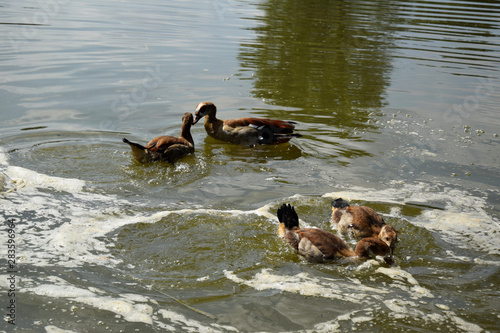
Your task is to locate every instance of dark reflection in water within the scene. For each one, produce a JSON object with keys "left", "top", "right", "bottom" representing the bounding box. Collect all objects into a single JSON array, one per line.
[
  {"left": 201, "top": 136, "right": 303, "bottom": 163},
  {"left": 239, "top": 0, "right": 398, "bottom": 129}
]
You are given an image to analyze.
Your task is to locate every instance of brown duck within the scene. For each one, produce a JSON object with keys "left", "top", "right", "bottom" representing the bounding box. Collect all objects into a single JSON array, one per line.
[
  {"left": 277, "top": 203, "right": 392, "bottom": 262},
  {"left": 331, "top": 198, "right": 398, "bottom": 253},
  {"left": 122, "top": 112, "right": 194, "bottom": 163},
  {"left": 192, "top": 102, "right": 301, "bottom": 146}
]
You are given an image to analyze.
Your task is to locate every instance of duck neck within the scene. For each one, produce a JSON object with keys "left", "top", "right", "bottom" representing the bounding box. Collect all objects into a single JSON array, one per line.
[
  {"left": 354, "top": 245, "right": 367, "bottom": 258},
  {"left": 181, "top": 122, "right": 194, "bottom": 145},
  {"left": 354, "top": 241, "right": 371, "bottom": 258},
  {"left": 207, "top": 111, "right": 218, "bottom": 123}
]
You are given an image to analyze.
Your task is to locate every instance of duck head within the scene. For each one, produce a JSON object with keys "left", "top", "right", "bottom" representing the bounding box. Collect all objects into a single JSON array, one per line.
[
  {"left": 332, "top": 198, "right": 350, "bottom": 209},
  {"left": 331, "top": 197, "right": 350, "bottom": 214},
  {"left": 330, "top": 198, "right": 351, "bottom": 225},
  {"left": 379, "top": 224, "right": 398, "bottom": 254},
  {"left": 182, "top": 112, "right": 194, "bottom": 126},
  {"left": 193, "top": 102, "right": 216, "bottom": 124}
]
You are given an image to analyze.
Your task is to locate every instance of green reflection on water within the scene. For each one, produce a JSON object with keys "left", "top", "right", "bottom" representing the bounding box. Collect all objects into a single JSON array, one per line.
[{"left": 239, "top": 0, "right": 397, "bottom": 130}]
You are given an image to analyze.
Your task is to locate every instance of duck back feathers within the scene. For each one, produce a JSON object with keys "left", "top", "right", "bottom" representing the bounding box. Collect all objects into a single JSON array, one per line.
[{"left": 123, "top": 112, "right": 194, "bottom": 163}]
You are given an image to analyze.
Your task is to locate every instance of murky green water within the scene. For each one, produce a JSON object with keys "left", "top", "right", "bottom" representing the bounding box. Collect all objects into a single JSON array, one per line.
[{"left": 1, "top": 0, "right": 499, "bottom": 332}]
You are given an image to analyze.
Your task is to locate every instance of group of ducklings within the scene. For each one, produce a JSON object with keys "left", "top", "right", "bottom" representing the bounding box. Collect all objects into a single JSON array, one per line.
[
  {"left": 122, "top": 101, "right": 302, "bottom": 163},
  {"left": 277, "top": 199, "right": 397, "bottom": 264},
  {"left": 123, "top": 102, "right": 397, "bottom": 264}
]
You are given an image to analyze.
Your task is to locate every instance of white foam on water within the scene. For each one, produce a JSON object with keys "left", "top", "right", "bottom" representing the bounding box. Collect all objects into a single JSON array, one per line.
[
  {"left": 23, "top": 275, "right": 154, "bottom": 325},
  {"left": 376, "top": 267, "right": 413, "bottom": 285},
  {"left": 382, "top": 297, "right": 483, "bottom": 333},
  {"left": 224, "top": 267, "right": 483, "bottom": 332},
  {"left": 324, "top": 182, "right": 500, "bottom": 255},
  {"left": 307, "top": 319, "right": 341, "bottom": 333},
  {"left": 0, "top": 148, "right": 172, "bottom": 268},
  {"left": 76, "top": 296, "right": 153, "bottom": 325},
  {"left": 0, "top": 149, "right": 9, "bottom": 166},
  {"left": 0, "top": 149, "right": 265, "bottom": 329},
  {"left": 2, "top": 191, "right": 127, "bottom": 267},
  {"left": 6, "top": 165, "right": 86, "bottom": 193},
  {"left": 0, "top": 149, "right": 177, "bottom": 327},
  {"left": 224, "top": 268, "right": 387, "bottom": 304},
  {"left": 252, "top": 202, "right": 279, "bottom": 222},
  {"left": 418, "top": 207, "right": 499, "bottom": 255},
  {"left": 0, "top": 145, "right": 312, "bottom": 271},
  {"left": 45, "top": 325, "right": 79, "bottom": 333},
  {"left": 0, "top": 159, "right": 110, "bottom": 267},
  {"left": 0, "top": 147, "right": 494, "bottom": 331},
  {"left": 0, "top": 156, "right": 269, "bottom": 270},
  {"left": 159, "top": 309, "right": 239, "bottom": 333}
]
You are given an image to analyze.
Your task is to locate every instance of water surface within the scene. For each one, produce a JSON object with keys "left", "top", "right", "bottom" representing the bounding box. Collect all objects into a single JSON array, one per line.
[{"left": 1, "top": 0, "right": 499, "bottom": 332}]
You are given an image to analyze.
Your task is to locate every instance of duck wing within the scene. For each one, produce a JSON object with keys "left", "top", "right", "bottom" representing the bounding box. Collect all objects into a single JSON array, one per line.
[
  {"left": 161, "top": 143, "right": 194, "bottom": 163},
  {"left": 145, "top": 136, "right": 191, "bottom": 153},
  {"left": 295, "top": 228, "right": 354, "bottom": 260},
  {"left": 224, "top": 117, "right": 296, "bottom": 134},
  {"left": 347, "top": 206, "right": 385, "bottom": 238}
]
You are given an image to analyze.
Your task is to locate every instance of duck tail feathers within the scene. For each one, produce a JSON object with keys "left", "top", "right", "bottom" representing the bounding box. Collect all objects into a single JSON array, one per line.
[
  {"left": 277, "top": 203, "right": 299, "bottom": 230},
  {"left": 122, "top": 138, "right": 149, "bottom": 162},
  {"left": 123, "top": 138, "right": 146, "bottom": 150}
]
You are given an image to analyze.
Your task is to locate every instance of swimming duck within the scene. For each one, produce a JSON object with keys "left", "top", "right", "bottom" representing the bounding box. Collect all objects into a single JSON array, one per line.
[
  {"left": 331, "top": 198, "right": 398, "bottom": 251},
  {"left": 122, "top": 112, "right": 194, "bottom": 163},
  {"left": 277, "top": 203, "right": 392, "bottom": 262},
  {"left": 192, "top": 102, "right": 301, "bottom": 146}
]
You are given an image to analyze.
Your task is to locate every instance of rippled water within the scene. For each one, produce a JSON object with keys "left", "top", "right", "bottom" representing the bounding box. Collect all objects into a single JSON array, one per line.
[{"left": 1, "top": 0, "right": 499, "bottom": 332}]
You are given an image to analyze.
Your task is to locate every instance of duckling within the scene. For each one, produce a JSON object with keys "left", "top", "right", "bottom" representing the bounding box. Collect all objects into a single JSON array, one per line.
[
  {"left": 331, "top": 198, "right": 385, "bottom": 237},
  {"left": 122, "top": 112, "right": 194, "bottom": 163},
  {"left": 378, "top": 224, "right": 398, "bottom": 255},
  {"left": 277, "top": 203, "right": 393, "bottom": 262},
  {"left": 354, "top": 236, "right": 394, "bottom": 265},
  {"left": 331, "top": 198, "right": 398, "bottom": 251},
  {"left": 192, "top": 102, "right": 301, "bottom": 146}
]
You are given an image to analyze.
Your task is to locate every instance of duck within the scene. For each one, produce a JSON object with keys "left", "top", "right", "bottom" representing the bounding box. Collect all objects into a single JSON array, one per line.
[
  {"left": 122, "top": 112, "right": 194, "bottom": 163},
  {"left": 192, "top": 102, "right": 302, "bottom": 146},
  {"left": 277, "top": 203, "right": 392, "bottom": 262},
  {"left": 331, "top": 198, "right": 398, "bottom": 253}
]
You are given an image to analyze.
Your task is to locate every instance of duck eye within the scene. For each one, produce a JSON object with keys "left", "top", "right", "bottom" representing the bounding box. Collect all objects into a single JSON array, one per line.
[{"left": 385, "top": 237, "right": 390, "bottom": 241}]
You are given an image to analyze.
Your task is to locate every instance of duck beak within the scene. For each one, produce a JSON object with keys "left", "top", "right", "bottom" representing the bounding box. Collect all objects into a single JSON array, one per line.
[{"left": 193, "top": 114, "right": 202, "bottom": 125}]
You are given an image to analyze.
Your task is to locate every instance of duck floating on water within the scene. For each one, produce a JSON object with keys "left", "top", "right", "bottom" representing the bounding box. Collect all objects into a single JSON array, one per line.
[
  {"left": 331, "top": 198, "right": 398, "bottom": 254},
  {"left": 192, "top": 102, "right": 302, "bottom": 146},
  {"left": 122, "top": 112, "right": 194, "bottom": 163},
  {"left": 277, "top": 203, "right": 392, "bottom": 263}
]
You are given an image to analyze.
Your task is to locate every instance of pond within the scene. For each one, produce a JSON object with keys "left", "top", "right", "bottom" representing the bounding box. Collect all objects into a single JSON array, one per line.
[{"left": 1, "top": 0, "right": 499, "bottom": 331}]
